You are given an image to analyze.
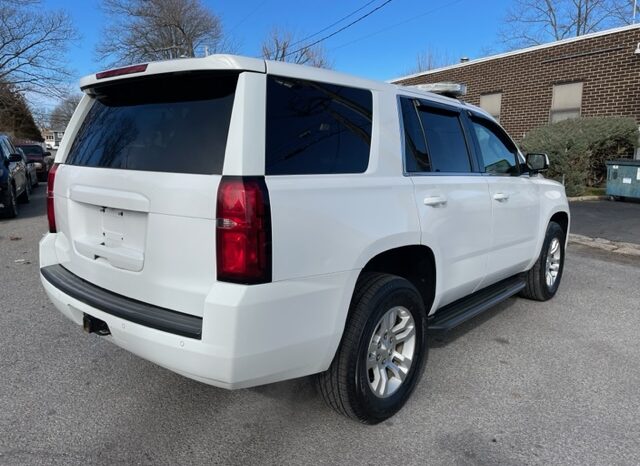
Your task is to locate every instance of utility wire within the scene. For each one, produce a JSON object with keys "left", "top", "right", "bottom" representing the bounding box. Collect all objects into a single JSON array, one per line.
[
  {"left": 329, "top": 0, "right": 464, "bottom": 52},
  {"left": 229, "top": 0, "right": 268, "bottom": 33},
  {"left": 287, "top": 0, "right": 379, "bottom": 49},
  {"left": 284, "top": 0, "right": 395, "bottom": 58}
]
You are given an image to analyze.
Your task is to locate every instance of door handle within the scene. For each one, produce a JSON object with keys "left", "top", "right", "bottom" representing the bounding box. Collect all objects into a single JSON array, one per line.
[
  {"left": 493, "top": 192, "right": 509, "bottom": 202},
  {"left": 423, "top": 195, "right": 447, "bottom": 207}
]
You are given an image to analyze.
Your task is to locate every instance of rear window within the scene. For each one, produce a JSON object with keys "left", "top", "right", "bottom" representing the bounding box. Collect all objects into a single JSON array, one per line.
[
  {"left": 265, "top": 76, "right": 373, "bottom": 175},
  {"left": 18, "top": 145, "right": 45, "bottom": 156},
  {"left": 66, "top": 72, "right": 238, "bottom": 174}
]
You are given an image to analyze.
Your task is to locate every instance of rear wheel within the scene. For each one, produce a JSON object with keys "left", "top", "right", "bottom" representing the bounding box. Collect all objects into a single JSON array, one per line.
[
  {"left": 316, "top": 273, "right": 428, "bottom": 424},
  {"left": 521, "top": 221, "right": 565, "bottom": 301}
]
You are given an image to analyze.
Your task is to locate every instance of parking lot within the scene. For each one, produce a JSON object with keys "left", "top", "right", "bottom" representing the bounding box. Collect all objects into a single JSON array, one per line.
[{"left": 1, "top": 188, "right": 639, "bottom": 465}]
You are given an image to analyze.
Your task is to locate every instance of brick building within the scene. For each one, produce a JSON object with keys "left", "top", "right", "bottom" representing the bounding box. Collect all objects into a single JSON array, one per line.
[{"left": 392, "top": 24, "right": 640, "bottom": 146}]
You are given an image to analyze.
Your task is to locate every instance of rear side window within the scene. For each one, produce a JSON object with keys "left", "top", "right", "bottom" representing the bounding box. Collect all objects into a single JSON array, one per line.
[
  {"left": 417, "top": 107, "right": 471, "bottom": 173},
  {"left": 265, "top": 76, "right": 373, "bottom": 175},
  {"left": 66, "top": 72, "right": 238, "bottom": 174}
]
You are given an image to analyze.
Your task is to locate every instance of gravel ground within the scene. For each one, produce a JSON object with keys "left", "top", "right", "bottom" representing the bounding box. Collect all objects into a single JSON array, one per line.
[{"left": 1, "top": 188, "right": 639, "bottom": 466}]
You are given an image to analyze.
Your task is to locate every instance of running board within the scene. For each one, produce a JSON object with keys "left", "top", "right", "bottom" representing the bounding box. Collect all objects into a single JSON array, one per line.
[{"left": 428, "top": 275, "right": 526, "bottom": 332}]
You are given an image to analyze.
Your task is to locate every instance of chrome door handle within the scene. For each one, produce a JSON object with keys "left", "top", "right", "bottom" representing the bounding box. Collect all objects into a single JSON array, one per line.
[
  {"left": 423, "top": 195, "right": 447, "bottom": 207},
  {"left": 493, "top": 192, "right": 509, "bottom": 202}
]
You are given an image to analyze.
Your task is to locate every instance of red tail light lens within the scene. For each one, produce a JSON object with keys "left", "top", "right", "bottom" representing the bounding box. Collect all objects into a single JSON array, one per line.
[
  {"left": 47, "top": 163, "right": 59, "bottom": 233},
  {"left": 216, "top": 177, "right": 272, "bottom": 284}
]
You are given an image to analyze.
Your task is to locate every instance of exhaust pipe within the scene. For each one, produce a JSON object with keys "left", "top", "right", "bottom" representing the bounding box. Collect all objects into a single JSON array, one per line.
[{"left": 83, "top": 314, "right": 110, "bottom": 336}]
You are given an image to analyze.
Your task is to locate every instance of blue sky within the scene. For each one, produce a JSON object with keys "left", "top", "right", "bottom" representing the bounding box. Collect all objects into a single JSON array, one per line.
[{"left": 47, "top": 0, "right": 513, "bottom": 85}]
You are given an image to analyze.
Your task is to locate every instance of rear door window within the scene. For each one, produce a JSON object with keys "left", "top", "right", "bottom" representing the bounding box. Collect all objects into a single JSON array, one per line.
[
  {"left": 66, "top": 72, "right": 238, "bottom": 174},
  {"left": 417, "top": 105, "right": 472, "bottom": 173},
  {"left": 265, "top": 76, "right": 373, "bottom": 175}
]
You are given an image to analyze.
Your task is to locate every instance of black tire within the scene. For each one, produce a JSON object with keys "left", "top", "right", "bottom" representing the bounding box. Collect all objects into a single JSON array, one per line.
[
  {"left": 520, "top": 221, "right": 565, "bottom": 301},
  {"left": 17, "top": 181, "right": 30, "bottom": 204},
  {"left": 1, "top": 183, "right": 18, "bottom": 218},
  {"left": 316, "top": 273, "right": 428, "bottom": 424}
]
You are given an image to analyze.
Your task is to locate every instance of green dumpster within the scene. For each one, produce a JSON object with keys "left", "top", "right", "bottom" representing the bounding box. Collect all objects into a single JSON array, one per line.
[{"left": 606, "top": 159, "right": 640, "bottom": 200}]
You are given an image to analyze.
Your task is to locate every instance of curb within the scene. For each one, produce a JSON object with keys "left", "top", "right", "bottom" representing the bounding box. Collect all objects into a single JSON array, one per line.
[
  {"left": 568, "top": 195, "right": 608, "bottom": 202},
  {"left": 569, "top": 233, "right": 640, "bottom": 257}
]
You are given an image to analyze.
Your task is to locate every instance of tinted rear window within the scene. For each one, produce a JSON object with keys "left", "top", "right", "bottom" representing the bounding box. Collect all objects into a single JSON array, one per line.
[
  {"left": 66, "top": 72, "right": 238, "bottom": 174},
  {"left": 18, "top": 145, "right": 45, "bottom": 156},
  {"left": 418, "top": 107, "right": 471, "bottom": 173},
  {"left": 265, "top": 76, "right": 373, "bottom": 175}
]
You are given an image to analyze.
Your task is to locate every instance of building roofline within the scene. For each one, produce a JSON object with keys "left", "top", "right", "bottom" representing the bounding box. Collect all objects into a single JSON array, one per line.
[{"left": 389, "top": 23, "right": 640, "bottom": 83}]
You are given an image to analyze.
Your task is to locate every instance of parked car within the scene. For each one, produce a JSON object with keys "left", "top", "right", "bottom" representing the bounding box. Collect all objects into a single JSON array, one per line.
[
  {"left": 39, "top": 56, "right": 570, "bottom": 423},
  {"left": 0, "top": 134, "right": 29, "bottom": 218},
  {"left": 16, "top": 147, "right": 38, "bottom": 189},
  {"left": 15, "top": 143, "right": 52, "bottom": 182}
]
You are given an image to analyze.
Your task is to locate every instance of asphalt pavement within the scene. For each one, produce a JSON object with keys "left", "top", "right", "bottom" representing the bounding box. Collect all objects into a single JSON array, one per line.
[
  {"left": 1, "top": 188, "right": 639, "bottom": 465},
  {"left": 570, "top": 199, "right": 640, "bottom": 244}
]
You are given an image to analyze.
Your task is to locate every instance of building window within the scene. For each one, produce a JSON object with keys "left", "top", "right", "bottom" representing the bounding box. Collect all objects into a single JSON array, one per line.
[
  {"left": 550, "top": 82, "right": 582, "bottom": 123},
  {"left": 479, "top": 93, "right": 502, "bottom": 121}
]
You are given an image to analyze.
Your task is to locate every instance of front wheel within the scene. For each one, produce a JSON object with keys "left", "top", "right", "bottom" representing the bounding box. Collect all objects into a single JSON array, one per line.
[
  {"left": 521, "top": 221, "right": 566, "bottom": 301},
  {"left": 316, "top": 273, "right": 428, "bottom": 424},
  {"left": 1, "top": 184, "right": 18, "bottom": 218},
  {"left": 17, "top": 181, "right": 30, "bottom": 204}
]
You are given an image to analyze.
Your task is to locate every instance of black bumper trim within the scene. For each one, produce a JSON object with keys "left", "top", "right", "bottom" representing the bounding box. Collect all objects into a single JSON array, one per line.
[{"left": 41, "top": 265, "right": 203, "bottom": 339}]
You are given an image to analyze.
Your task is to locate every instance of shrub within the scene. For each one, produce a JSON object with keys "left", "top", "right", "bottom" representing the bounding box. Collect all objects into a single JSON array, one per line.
[{"left": 520, "top": 117, "right": 638, "bottom": 197}]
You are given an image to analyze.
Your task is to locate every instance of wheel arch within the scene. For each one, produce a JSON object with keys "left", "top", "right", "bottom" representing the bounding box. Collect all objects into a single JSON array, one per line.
[
  {"left": 358, "top": 245, "right": 436, "bottom": 317},
  {"left": 549, "top": 210, "right": 569, "bottom": 236}
]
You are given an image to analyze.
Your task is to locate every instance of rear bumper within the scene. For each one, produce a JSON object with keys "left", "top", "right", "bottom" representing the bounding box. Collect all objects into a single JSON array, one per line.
[{"left": 40, "top": 233, "right": 357, "bottom": 389}]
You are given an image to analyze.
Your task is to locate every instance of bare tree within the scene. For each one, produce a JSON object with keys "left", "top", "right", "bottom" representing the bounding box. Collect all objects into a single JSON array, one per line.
[
  {"left": 261, "top": 28, "right": 332, "bottom": 68},
  {"left": 97, "top": 0, "right": 229, "bottom": 66},
  {"left": 49, "top": 93, "right": 82, "bottom": 130},
  {"left": 405, "top": 48, "right": 457, "bottom": 75},
  {"left": 500, "top": 0, "right": 635, "bottom": 48},
  {"left": 0, "top": 0, "right": 77, "bottom": 97}
]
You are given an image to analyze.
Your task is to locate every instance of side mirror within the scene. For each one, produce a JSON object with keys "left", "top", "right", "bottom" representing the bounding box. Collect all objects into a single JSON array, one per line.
[
  {"left": 8, "top": 153, "right": 23, "bottom": 163},
  {"left": 526, "top": 153, "right": 549, "bottom": 173}
]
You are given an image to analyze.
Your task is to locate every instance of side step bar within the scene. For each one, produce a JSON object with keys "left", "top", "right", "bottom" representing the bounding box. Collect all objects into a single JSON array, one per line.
[{"left": 428, "top": 275, "right": 526, "bottom": 332}]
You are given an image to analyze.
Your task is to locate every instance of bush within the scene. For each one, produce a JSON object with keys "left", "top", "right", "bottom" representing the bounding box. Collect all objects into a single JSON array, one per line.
[{"left": 520, "top": 117, "right": 638, "bottom": 197}]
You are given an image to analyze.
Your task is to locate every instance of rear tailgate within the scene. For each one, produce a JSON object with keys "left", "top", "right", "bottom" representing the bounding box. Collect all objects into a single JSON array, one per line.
[{"left": 52, "top": 69, "right": 243, "bottom": 317}]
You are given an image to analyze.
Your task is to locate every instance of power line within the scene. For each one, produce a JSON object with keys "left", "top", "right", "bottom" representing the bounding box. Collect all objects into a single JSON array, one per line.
[
  {"left": 329, "top": 0, "right": 465, "bottom": 52},
  {"left": 229, "top": 0, "right": 268, "bottom": 33},
  {"left": 284, "top": 0, "right": 395, "bottom": 58},
  {"left": 287, "top": 0, "right": 379, "bottom": 49}
]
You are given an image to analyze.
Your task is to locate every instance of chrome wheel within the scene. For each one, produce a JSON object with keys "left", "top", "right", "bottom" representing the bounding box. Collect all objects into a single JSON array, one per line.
[
  {"left": 545, "top": 237, "right": 561, "bottom": 288},
  {"left": 366, "top": 306, "right": 416, "bottom": 398}
]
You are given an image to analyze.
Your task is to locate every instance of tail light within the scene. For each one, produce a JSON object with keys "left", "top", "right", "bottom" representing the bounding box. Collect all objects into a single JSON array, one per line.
[
  {"left": 47, "top": 163, "right": 59, "bottom": 233},
  {"left": 216, "top": 177, "right": 272, "bottom": 284}
]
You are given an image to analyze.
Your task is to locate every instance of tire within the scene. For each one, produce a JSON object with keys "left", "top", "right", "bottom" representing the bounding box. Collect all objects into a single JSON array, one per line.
[
  {"left": 520, "top": 221, "right": 566, "bottom": 301},
  {"left": 1, "top": 183, "right": 18, "bottom": 218},
  {"left": 316, "top": 273, "right": 428, "bottom": 424},
  {"left": 17, "top": 181, "right": 30, "bottom": 204}
]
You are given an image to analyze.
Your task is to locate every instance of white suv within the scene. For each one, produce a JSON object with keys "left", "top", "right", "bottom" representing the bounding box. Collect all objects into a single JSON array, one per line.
[{"left": 40, "top": 55, "right": 569, "bottom": 423}]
